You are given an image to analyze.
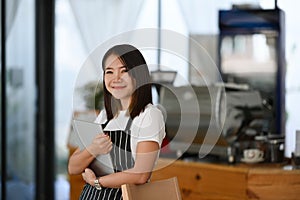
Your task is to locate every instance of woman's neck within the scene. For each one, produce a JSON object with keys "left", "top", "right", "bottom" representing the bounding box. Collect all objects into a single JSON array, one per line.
[{"left": 120, "top": 97, "right": 131, "bottom": 110}]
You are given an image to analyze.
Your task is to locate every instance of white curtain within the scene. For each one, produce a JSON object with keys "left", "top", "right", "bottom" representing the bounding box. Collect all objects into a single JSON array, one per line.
[
  {"left": 68, "top": 0, "right": 146, "bottom": 53},
  {"left": 68, "top": 0, "right": 148, "bottom": 112},
  {"left": 6, "top": 0, "right": 21, "bottom": 37}
]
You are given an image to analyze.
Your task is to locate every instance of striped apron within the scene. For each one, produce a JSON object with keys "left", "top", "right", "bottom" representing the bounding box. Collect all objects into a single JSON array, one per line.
[{"left": 79, "top": 118, "right": 134, "bottom": 200}]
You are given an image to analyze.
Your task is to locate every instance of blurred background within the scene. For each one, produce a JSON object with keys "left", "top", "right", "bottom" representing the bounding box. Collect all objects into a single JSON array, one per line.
[{"left": 1, "top": 0, "right": 300, "bottom": 199}]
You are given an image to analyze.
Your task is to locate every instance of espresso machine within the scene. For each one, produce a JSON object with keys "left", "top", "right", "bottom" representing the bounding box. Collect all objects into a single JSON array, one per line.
[{"left": 218, "top": 7, "right": 286, "bottom": 163}]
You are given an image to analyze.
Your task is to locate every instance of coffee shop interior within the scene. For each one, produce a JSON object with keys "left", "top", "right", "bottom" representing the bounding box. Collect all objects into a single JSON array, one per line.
[{"left": 1, "top": 0, "right": 300, "bottom": 199}]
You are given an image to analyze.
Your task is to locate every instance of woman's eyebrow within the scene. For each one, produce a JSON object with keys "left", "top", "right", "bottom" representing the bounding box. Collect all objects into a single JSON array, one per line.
[
  {"left": 105, "top": 67, "right": 112, "bottom": 70},
  {"left": 105, "top": 66, "right": 126, "bottom": 70}
]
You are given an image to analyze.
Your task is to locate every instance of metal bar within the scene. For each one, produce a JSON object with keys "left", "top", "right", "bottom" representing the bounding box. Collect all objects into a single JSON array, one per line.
[{"left": 35, "top": 0, "right": 55, "bottom": 199}]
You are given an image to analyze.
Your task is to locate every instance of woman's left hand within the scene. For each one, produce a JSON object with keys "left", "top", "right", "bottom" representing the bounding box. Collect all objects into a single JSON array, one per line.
[{"left": 82, "top": 168, "right": 96, "bottom": 186}]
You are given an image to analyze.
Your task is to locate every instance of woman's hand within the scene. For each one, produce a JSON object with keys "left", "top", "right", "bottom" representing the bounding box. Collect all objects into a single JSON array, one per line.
[
  {"left": 82, "top": 168, "right": 96, "bottom": 186},
  {"left": 86, "top": 134, "right": 112, "bottom": 157}
]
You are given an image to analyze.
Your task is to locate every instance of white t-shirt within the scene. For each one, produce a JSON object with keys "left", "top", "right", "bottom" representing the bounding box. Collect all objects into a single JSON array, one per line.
[{"left": 94, "top": 104, "right": 166, "bottom": 160}]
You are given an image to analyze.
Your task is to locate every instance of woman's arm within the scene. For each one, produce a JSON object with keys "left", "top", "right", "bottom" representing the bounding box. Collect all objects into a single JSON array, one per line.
[
  {"left": 68, "top": 147, "right": 95, "bottom": 175},
  {"left": 68, "top": 134, "right": 112, "bottom": 175},
  {"left": 82, "top": 140, "right": 159, "bottom": 187}
]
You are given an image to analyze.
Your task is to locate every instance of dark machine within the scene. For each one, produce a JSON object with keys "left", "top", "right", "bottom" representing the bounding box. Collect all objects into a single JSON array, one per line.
[
  {"left": 218, "top": 8, "right": 286, "bottom": 135},
  {"left": 160, "top": 7, "right": 286, "bottom": 163},
  {"left": 218, "top": 7, "right": 286, "bottom": 162}
]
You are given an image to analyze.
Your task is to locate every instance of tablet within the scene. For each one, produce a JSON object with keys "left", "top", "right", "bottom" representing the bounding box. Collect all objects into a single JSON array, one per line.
[{"left": 72, "top": 119, "right": 114, "bottom": 176}]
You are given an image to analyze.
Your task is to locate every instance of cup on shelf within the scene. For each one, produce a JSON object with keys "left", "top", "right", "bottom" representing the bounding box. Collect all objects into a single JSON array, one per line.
[{"left": 242, "top": 148, "right": 264, "bottom": 162}]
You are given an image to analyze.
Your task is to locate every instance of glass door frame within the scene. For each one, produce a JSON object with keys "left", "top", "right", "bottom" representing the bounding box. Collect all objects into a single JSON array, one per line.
[
  {"left": 1, "top": 0, "right": 7, "bottom": 197},
  {"left": 1, "top": 0, "right": 55, "bottom": 199},
  {"left": 35, "top": 0, "right": 55, "bottom": 199}
]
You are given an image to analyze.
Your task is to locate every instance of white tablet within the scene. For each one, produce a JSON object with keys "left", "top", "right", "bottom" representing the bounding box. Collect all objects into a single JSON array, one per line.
[{"left": 72, "top": 119, "right": 114, "bottom": 176}]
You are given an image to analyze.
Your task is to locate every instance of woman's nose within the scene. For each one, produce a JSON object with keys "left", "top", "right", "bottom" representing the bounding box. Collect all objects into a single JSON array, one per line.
[{"left": 113, "top": 70, "right": 121, "bottom": 81}]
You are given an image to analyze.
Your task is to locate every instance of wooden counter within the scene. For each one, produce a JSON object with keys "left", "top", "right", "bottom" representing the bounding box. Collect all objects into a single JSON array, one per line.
[{"left": 151, "top": 158, "right": 300, "bottom": 200}]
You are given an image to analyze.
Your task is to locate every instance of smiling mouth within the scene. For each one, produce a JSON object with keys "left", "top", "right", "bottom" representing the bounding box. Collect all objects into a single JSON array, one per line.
[{"left": 112, "top": 86, "right": 126, "bottom": 89}]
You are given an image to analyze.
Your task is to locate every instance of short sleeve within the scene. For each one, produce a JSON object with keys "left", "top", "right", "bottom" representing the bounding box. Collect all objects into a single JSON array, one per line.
[
  {"left": 94, "top": 110, "right": 107, "bottom": 124},
  {"left": 133, "top": 105, "right": 166, "bottom": 147}
]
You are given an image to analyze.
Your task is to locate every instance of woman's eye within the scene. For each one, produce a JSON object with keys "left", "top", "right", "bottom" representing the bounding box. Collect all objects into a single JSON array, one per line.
[
  {"left": 121, "top": 68, "right": 128, "bottom": 73},
  {"left": 105, "top": 70, "right": 113, "bottom": 74}
]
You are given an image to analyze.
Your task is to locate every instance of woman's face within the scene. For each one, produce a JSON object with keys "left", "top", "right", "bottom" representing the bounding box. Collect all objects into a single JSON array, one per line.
[{"left": 104, "top": 54, "right": 135, "bottom": 109}]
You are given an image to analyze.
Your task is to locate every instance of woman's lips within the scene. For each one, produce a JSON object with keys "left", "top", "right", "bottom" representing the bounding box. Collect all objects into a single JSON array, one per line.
[{"left": 112, "top": 85, "right": 126, "bottom": 89}]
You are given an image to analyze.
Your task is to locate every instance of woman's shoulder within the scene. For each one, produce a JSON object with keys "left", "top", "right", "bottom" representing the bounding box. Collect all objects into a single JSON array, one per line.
[
  {"left": 132, "top": 104, "right": 166, "bottom": 139},
  {"left": 144, "top": 103, "right": 160, "bottom": 112},
  {"left": 139, "top": 104, "right": 165, "bottom": 119}
]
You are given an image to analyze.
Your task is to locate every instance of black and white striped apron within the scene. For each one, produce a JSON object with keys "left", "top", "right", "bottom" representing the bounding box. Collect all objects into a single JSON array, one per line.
[{"left": 79, "top": 118, "right": 134, "bottom": 200}]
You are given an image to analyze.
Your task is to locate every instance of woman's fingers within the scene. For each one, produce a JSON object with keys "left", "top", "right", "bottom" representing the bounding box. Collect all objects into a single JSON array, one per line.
[{"left": 88, "top": 134, "right": 113, "bottom": 155}]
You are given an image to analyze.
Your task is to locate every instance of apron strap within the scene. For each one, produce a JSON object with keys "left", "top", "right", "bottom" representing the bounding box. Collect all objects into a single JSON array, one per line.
[
  {"left": 125, "top": 118, "right": 133, "bottom": 131},
  {"left": 101, "top": 121, "right": 109, "bottom": 130}
]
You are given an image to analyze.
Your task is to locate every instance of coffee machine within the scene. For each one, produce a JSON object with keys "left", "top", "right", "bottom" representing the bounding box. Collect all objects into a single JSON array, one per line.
[{"left": 218, "top": 8, "right": 286, "bottom": 163}]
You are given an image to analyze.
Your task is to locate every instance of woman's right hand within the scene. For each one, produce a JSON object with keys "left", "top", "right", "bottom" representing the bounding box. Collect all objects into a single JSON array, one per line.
[{"left": 86, "top": 134, "right": 112, "bottom": 157}]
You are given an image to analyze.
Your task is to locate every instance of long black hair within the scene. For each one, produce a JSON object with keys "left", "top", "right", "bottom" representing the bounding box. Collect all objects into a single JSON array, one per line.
[{"left": 102, "top": 44, "right": 153, "bottom": 121}]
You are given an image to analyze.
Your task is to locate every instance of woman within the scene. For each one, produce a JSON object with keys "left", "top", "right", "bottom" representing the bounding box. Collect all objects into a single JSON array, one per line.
[{"left": 68, "top": 44, "right": 166, "bottom": 200}]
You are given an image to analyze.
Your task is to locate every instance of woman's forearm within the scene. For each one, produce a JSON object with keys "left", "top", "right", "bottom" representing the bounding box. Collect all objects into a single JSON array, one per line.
[
  {"left": 98, "top": 170, "right": 151, "bottom": 188},
  {"left": 68, "top": 148, "right": 95, "bottom": 175},
  {"left": 98, "top": 141, "right": 159, "bottom": 188}
]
